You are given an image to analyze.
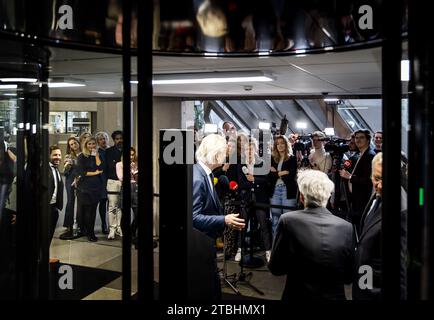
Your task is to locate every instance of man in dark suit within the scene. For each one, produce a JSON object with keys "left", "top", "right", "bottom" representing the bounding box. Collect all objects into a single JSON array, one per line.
[
  {"left": 49, "top": 145, "right": 64, "bottom": 250},
  {"left": 268, "top": 169, "right": 355, "bottom": 300},
  {"left": 193, "top": 133, "right": 245, "bottom": 299},
  {"left": 340, "top": 129, "right": 376, "bottom": 232},
  {"left": 353, "top": 152, "right": 407, "bottom": 299}
]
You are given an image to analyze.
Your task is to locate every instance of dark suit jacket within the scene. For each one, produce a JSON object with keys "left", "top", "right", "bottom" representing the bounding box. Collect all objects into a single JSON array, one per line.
[
  {"left": 349, "top": 148, "right": 376, "bottom": 213},
  {"left": 237, "top": 160, "right": 270, "bottom": 204},
  {"left": 192, "top": 163, "right": 225, "bottom": 239},
  {"left": 268, "top": 207, "right": 355, "bottom": 300},
  {"left": 49, "top": 165, "right": 64, "bottom": 210},
  {"left": 353, "top": 194, "right": 408, "bottom": 300},
  {"left": 268, "top": 156, "right": 298, "bottom": 199}
]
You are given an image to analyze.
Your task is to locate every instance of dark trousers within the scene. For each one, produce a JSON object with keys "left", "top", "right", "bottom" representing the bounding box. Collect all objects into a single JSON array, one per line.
[
  {"left": 63, "top": 176, "right": 76, "bottom": 228},
  {"left": 80, "top": 203, "right": 98, "bottom": 236},
  {"left": 238, "top": 206, "right": 272, "bottom": 251},
  {"left": 98, "top": 198, "right": 107, "bottom": 228},
  {"left": 49, "top": 205, "right": 59, "bottom": 247}
]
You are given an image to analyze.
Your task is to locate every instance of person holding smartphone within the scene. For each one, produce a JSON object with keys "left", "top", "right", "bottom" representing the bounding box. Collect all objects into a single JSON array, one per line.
[{"left": 76, "top": 137, "right": 104, "bottom": 242}]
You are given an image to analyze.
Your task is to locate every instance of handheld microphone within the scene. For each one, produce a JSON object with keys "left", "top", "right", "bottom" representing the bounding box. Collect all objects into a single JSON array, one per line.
[
  {"left": 214, "top": 177, "right": 218, "bottom": 186},
  {"left": 242, "top": 166, "right": 249, "bottom": 176},
  {"left": 344, "top": 159, "right": 352, "bottom": 170}
]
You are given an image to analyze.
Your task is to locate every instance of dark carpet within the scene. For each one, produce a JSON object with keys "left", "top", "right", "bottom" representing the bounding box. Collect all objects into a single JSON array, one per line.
[{"left": 49, "top": 263, "right": 121, "bottom": 300}]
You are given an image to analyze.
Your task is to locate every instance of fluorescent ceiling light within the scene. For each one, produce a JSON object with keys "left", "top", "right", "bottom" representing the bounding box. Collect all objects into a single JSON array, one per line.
[
  {"left": 0, "top": 78, "right": 37, "bottom": 83},
  {"left": 338, "top": 107, "right": 369, "bottom": 110},
  {"left": 3, "top": 93, "right": 17, "bottom": 96},
  {"left": 0, "top": 84, "right": 17, "bottom": 89},
  {"left": 295, "top": 49, "right": 306, "bottom": 54},
  {"left": 204, "top": 123, "right": 218, "bottom": 134},
  {"left": 91, "top": 91, "right": 115, "bottom": 95},
  {"left": 324, "top": 128, "right": 335, "bottom": 136},
  {"left": 130, "top": 80, "right": 138, "bottom": 84},
  {"left": 296, "top": 122, "right": 307, "bottom": 129},
  {"left": 258, "top": 122, "right": 271, "bottom": 130},
  {"left": 324, "top": 98, "right": 339, "bottom": 102},
  {"left": 48, "top": 82, "right": 86, "bottom": 88},
  {"left": 152, "top": 71, "right": 273, "bottom": 85},
  {"left": 401, "top": 60, "right": 409, "bottom": 81}
]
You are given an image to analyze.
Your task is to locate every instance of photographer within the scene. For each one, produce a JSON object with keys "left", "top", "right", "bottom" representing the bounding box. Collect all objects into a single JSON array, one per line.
[
  {"left": 309, "top": 131, "right": 332, "bottom": 174},
  {"left": 339, "top": 129, "right": 376, "bottom": 230}
]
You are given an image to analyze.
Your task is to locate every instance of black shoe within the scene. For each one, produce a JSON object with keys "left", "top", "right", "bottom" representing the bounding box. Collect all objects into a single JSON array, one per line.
[
  {"left": 74, "top": 229, "right": 85, "bottom": 238},
  {"left": 87, "top": 235, "right": 98, "bottom": 242},
  {"left": 59, "top": 228, "right": 74, "bottom": 240},
  {"left": 101, "top": 223, "right": 109, "bottom": 235}
]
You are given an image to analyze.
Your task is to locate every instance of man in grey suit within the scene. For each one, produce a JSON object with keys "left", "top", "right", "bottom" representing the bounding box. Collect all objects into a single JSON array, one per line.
[{"left": 268, "top": 169, "right": 355, "bottom": 300}]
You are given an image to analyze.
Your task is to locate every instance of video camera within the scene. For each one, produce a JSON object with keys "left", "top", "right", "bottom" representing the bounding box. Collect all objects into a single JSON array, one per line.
[
  {"left": 321, "top": 137, "right": 350, "bottom": 156},
  {"left": 293, "top": 135, "right": 312, "bottom": 153}
]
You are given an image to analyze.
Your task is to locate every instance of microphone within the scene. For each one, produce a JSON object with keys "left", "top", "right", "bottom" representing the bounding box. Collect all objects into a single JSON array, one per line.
[
  {"left": 214, "top": 177, "right": 218, "bottom": 186},
  {"left": 218, "top": 175, "right": 230, "bottom": 194},
  {"left": 344, "top": 159, "right": 352, "bottom": 170},
  {"left": 242, "top": 166, "right": 249, "bottom": 176},
  {"left": 229, "top": 181, "right": 238, "bottom": 191}
]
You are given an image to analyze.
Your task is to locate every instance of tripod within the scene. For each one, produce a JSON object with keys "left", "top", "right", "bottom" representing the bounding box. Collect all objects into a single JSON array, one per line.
[{"left": 231, "top": 190, "right": 264, "bottom": 296}]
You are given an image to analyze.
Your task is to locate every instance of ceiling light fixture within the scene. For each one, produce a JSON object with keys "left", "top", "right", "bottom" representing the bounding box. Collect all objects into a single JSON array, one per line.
[
  {"left": 0, "top": 78, "right": 37, "bottom": 83},
  {"left": 401, "top": 60, "right": 410, "bottom": 81},
  {"left": 258, "top": 122, "right": 271, "bottom": 130},
  {"left": 324, "top": 128, "right": 335, "bottom": 136},
  {"left": 152, "top": 71, "right": 274, "bottom": 85},
  {"left": 0, "top": 84, "right": 17, "bottom": 90},
  {"left": 48, "top": 78, "right": 86, "bottom": 88},
  {"left": 91, "top": 91, "right": 115, "bottom": 95},
  {"left": 296, "top": 122, "right": 307, "bottom": 129}
]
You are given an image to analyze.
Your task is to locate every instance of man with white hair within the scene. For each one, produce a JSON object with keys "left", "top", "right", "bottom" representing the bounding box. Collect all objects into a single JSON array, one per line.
[
  {"left": 193, "top": 134, "right": 245, "bottom": 299},
  {"left": 193, "top": 133, "right": 245, "bottom": 237},
  {"left": 268, "top": 169, "right": 355, "bottom": 300}
]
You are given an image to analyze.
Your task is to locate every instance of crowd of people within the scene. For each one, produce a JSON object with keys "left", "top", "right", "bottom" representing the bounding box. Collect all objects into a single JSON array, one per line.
[
  {"left": 48, "top": 130, "right": 140, "bottom": 250},
  {"left": 192, "top": 121, "right": 406, "bottom": 300}
]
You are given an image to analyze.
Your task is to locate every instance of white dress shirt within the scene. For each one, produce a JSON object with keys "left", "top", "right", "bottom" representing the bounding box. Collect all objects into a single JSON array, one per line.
[
  {"left": 50, "top": 163, "right": 61, "bottom": 205},
  {"left": 198, "top": 160, "right": 214, "bottom": 193}
]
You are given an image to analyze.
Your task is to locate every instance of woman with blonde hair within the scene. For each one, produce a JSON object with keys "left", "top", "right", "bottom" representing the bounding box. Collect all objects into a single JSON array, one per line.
[
  {"left": 269, "top": 135, "right": 298, "bottom": 237},
  {"left": 59, "top": 137, "right": 82, "bottom": 240},
  {"left": 76, "top": 137, "right": 104, "bottom": 242}
]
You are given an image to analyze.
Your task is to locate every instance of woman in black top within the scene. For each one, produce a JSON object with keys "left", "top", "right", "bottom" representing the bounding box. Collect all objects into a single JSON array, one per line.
[
  {"left": 76, "top": 137, "right": 104, "bottom": 242},
  {"left": 269, "top": 135, "right": 297, "bottom": 238}
]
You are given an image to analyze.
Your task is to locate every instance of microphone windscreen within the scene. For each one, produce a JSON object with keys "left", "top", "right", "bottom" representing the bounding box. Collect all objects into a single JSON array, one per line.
[
  {"left": 242, "top": 166, "right": 249, "bottom": 175},
  {"left": 229, "top": 181, "right": 238, "bottom": 191},
  {"left": 218, "top": 175, "right": 230, "bottom": 190},
  {"left": 214, "top": 177, "right": 218, "bottom": 185},
  {"left": 344, "top": 160, "right": 352, "bottom": 169}
]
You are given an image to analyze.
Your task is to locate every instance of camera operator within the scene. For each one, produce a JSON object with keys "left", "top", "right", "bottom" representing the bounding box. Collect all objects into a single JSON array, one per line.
[
  {"left": 339, "top": 129, "right": 376, "bottom": 230},
  {"left": 235, "top": 138, "right": 272, "bottom": 262},
  {"left": 309, "top": 131, "right": 332, "bottom": 174}
]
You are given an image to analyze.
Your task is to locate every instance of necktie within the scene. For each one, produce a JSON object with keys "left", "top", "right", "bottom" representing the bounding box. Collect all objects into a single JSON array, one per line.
[{"left": 362, "top": 196, "right": 381, "bottom": 231}]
